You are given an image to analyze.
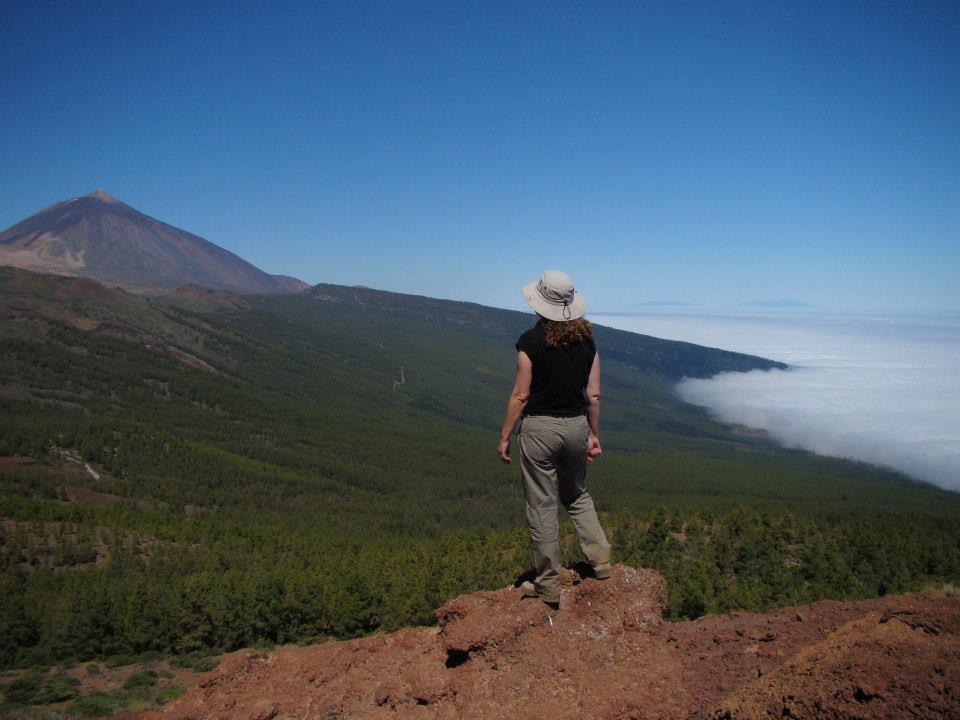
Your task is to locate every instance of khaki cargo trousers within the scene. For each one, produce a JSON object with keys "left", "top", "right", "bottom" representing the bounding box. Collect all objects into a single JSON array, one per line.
[{"left": 517, "top": 414, "right": 611, "bottom": 603}]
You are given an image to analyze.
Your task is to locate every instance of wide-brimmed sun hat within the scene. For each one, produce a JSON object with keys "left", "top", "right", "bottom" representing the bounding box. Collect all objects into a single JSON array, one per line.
[{"left": 522, "top": 270, "right": 587, "bottom": 322}]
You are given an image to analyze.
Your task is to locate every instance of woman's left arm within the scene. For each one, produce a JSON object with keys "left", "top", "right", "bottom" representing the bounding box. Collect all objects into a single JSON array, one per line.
[{"left": 498, "top": 351, "right": 533, "bottom": 463}]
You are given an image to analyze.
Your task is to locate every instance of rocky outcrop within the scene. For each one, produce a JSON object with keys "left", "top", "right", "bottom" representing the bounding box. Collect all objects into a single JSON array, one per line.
[
  {"left": 141, "top": 564, "right": 960, "bottom": 720},
  {"left": 164, "top": 284, "right": 251, "bottom": 312}
]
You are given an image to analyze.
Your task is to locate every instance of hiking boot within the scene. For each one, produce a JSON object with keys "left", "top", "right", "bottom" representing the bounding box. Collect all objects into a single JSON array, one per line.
[
  {"left": 592, "top": 562, "right": 611, "bottom": 580},
  {"left": 520, "top": 581, "right": 560, "bottom": 607}
]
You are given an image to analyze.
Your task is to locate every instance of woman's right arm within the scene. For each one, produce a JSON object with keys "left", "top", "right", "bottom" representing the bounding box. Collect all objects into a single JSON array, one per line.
[
  {"left": 586, "top": 352, "right": 602, "bottom": 461},
  {"left": 498, "top": 350, "right": 533, "bottom": 464}
]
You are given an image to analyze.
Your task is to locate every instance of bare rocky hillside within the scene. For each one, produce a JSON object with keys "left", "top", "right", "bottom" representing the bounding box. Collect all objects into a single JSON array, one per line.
[{"left": 0, "top": 190, "right": 308, "bottom": 294}]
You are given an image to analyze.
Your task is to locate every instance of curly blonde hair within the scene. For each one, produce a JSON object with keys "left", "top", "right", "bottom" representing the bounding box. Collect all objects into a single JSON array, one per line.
[{"left": 542, "top": 317, "right": 593, "bottom": 348}]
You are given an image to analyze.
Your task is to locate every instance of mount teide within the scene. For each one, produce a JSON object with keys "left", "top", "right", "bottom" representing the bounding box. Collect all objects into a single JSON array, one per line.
[{"left": 0, "top": 189, "right": 309, "bottom": 293}]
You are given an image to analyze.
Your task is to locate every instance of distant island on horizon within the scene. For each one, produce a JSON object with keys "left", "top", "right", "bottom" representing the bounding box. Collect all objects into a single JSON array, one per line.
[
  {"left": 623, "top": 300, "right": 821, "bottom": 310},
  {"left": 629, "top": 300, "right": 699, "bottom": 307},
  {"left": 740, "top": 299, "right": 818, "bottom": 308}
]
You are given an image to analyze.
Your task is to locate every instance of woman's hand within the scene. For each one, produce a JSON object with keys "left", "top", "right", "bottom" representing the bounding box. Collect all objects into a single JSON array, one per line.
[
  {"left": 498, "top": 437, "right": 512, "bottom": 464},
  {"left": 587, "top": 433, "right": 602, "bottom": 462}
]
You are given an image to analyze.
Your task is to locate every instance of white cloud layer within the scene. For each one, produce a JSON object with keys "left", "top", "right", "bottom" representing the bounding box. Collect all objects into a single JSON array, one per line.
[{"left": 595, "top": 307, "right": 960, "bottom": 491}]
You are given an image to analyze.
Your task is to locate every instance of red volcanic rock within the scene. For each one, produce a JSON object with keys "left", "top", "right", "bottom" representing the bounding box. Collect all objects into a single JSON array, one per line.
[
  {"left": 708, "top": 603, "right": 960, "bottom": 719},
  {"left": 139, "top": 565, "right": 960, "bottom": 720}
]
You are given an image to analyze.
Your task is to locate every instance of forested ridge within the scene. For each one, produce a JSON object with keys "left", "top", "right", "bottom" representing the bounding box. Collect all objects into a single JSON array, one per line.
[{"left": 1, "top": 266, "right": 958, "bottom": 673}]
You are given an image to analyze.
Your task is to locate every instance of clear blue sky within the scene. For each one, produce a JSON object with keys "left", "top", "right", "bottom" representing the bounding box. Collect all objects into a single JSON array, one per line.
[{"left": 2, "top": 0, "right": 958, "bottom": 310}]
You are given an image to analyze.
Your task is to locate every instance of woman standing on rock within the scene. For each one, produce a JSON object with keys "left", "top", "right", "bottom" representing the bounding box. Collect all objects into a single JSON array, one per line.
[{"left": 498, "top": 270, "right": 612, "bottom": 607}]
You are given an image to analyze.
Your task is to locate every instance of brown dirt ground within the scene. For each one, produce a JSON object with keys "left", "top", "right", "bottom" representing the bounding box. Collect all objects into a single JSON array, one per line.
[{"left": 131, "top": 564, "right": 958, "bottom": 720}]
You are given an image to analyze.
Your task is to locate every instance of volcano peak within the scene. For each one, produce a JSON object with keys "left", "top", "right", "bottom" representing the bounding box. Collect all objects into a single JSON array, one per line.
[{"left": 86, "top": 188, "right": 120, "bottom": 203}]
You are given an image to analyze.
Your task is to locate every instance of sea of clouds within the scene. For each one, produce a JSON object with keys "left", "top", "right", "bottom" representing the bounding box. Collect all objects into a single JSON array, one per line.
[{"left": 594, "top": 307, "right": 960, "bottom": 491}]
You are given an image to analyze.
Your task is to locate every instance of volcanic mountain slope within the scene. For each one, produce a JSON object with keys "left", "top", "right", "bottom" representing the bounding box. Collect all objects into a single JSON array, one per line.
[
  {"left": 300, "top": 283, "right": 788, "bottom": 380},
  {"left": 0, "top": 190, "right": 309, "bottom": 293},
  {"left": 141, "top": 564, "right": 960, "bottom": 720}
]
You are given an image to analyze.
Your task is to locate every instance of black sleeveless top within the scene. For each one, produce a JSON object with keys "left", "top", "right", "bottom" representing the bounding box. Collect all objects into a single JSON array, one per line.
[{"left": 515, "top": 322, "right": 596, "bottom": 417}]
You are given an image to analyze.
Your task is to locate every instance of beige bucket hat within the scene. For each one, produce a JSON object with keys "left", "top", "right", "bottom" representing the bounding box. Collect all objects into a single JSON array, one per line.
[{"left": 522, "top": 270, "right": 587, "bottom": 321}]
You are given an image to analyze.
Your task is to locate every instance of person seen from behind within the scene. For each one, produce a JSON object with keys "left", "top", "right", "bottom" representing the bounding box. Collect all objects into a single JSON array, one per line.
[{"left": 498, "top": 270, "right": 612, "bottom": 608}]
